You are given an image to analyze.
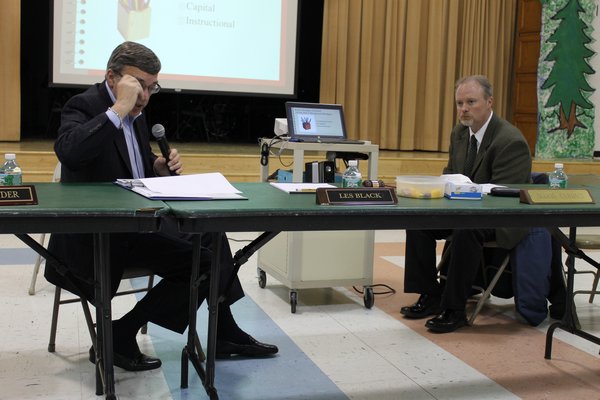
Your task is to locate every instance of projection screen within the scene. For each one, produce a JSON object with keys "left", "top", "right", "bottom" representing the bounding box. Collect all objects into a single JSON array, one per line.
[{"left": 51, "top": 0, "right": 299, "bottom": 95}]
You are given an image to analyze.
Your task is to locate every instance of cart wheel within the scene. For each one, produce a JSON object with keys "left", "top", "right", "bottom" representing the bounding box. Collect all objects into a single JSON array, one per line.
[
  {"left": 290, "top": 291, "right": 297, "bottom": 313},
  {"left": 258, "top": 269, "right": 267, "bottom": 288},
  {"left": 363, "top": 287, "right": 374, "bottom": 309}
]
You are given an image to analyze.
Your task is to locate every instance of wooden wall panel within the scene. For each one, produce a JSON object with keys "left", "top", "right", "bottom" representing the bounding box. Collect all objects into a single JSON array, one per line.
[
  {"left": 514, "top": 74, "right": 538, "bottom": 114},
  {"left": 518, "top": 0, "right": 542, "bottom": 32},
  {"left": 512, "top": 0, "right": 541, "bottom": 155},
  {"left": 516, "top": 33, "right": 542, "bottom": 72},
  {"left": 514, "top": 113, "right": 538, "bottom": 154},
  {"left": 0, "top": 0, "right": 21, "bottom": 141}
]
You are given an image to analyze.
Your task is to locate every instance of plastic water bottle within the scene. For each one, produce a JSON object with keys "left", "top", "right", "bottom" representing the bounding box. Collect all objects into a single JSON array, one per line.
[
  {"left": 548, "top": 163, "right": 567, "bottom": 189},
  {"left": 0, "top": 153, "right": 22, "bottom": 186},
  {"left": 342, "top": 160, "right": 362, "bottom": 188}
]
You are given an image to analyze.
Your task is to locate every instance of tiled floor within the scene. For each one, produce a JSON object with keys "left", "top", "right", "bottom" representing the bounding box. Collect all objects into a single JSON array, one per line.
[{"left": 1, "top": 230, "right": 599, "bottom": 400}]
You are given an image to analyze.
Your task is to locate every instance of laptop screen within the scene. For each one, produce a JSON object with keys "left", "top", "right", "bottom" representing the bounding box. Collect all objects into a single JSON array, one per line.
[{"left": 286, "top": 102, "right": 348, "bottom": 140}]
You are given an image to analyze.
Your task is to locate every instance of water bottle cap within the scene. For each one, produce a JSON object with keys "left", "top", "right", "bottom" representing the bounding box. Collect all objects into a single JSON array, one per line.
[
  {"left": 5, "top": 153, "right": 15, "bottom": 160},
  {"left": 348, "top": 160, "right": 358, "bottom": 166},
  {"left": 554, "top": 163, "right": 563, "bottom": 169}
]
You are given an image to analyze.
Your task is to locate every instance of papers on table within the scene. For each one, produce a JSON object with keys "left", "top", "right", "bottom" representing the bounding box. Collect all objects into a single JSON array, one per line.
[
  {"left": 270, "top": 182, "right": 336, "bottom": 193},
  {"left": 115, "top": 172, "right": 246, "bottom": 200},
  {"left": 441, "top": 174, "right": 506, "bottom": 195}
]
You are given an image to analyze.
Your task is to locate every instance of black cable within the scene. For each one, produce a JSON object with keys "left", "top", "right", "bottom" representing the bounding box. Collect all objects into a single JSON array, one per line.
[
  {"left": 265, "top": 136, "right": 293, "bottom": 169},
  {"left": 228, "top": 238, "right": 253, "bottom": 243},
  {"left": 259, "top": 137, "right": 294, "bottom": 180},
  {"left": 260, "top": 142, "right": 269, "bottom": 166},
  {"left": 352, "top": 283, "right": 396, "bottom": 296}
]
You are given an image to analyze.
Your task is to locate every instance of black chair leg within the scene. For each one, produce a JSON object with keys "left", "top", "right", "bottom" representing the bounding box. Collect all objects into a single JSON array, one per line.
[
  {"left": 48, "top": 273, "right": 155, "bottom": 352},
  {"left": 48, "top": 286, "right": 62, "bottom": 352},
  {"left": 140, "top": 275, "right": 154, "bottom": 334},
  {"left": 589, "top": 271, "right": 600, "bottom": 303},
  {"left": 195, "top": 332, "right": 206, "bottom": 362}
]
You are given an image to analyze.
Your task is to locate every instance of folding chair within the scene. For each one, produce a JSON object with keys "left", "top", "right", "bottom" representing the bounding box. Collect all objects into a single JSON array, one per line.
[
  {"left": 45, "top": 243, "right": 205, "bottom": 361},
  {"left": 26, "top": 163, "right": 180, "bottom": 356},
  {"left": 437, "top": 172, "right": 551, "bottom": 325},
  {"left": 28, "top": 162, "right": 62, "bottom": 295},
  {"left": 437, "top": 240, "right": 511, "bottom": 325},
  {"left": 48, "top": 267, "right": 155, "bottom": 352}
]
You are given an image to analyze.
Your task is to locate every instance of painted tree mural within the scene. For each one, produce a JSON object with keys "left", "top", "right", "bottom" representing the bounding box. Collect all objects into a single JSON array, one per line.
[
  {"left": 537, "top": 0, "right": 596, "bottom": 158},
  {"left": 541, "top": 0, "right": 594, "bottom": 138}
]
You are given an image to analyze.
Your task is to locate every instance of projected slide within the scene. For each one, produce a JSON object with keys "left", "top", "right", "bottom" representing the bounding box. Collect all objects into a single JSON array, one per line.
[{"left": 52, "top": 0, "right": 299, "bottom": 95}]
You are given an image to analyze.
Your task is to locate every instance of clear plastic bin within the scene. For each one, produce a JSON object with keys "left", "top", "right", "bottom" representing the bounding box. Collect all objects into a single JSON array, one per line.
[{"left": 395, "top": 175, "right": 445, "bottom": 199}]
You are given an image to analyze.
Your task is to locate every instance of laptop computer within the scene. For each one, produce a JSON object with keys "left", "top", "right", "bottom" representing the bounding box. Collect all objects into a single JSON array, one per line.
[{"left": 285, "top": 102, "right": 364, "bottom": 144}]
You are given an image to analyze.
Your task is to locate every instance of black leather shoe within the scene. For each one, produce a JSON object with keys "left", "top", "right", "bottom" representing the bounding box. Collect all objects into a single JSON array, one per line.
[
  {"left": 400, "top": 294, "right": 441, "bottom": 319},
  {"left": 216, "top": 336, "right": 279, "bottom": 359},
  {"left": 425, "top": 309, "right": 468, "bottom": 333},
  {"left": 89, "top": 346, "right": 162, "bottom": 371}
]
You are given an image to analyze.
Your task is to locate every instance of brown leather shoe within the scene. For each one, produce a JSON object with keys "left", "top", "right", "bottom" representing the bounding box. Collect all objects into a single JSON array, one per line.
[
  {"left": 400, "top": 294, "right": 441, "bottom": 319},
  {"left": 425, "top": 309, "right": 468, "bottom": 333}
]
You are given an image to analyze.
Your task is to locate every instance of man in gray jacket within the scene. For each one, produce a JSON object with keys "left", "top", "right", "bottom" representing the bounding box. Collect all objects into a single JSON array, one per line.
[{"left": 400, "top": 75, "right": 532, "bottom": 333}]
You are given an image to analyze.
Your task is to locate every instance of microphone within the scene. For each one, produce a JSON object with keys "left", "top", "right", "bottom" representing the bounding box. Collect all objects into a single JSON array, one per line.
[{"left": 151, "top": 124, "right": 177, "bottom": 176}]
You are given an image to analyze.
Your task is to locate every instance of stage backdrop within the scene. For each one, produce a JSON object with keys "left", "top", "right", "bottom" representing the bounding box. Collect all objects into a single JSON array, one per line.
[{"left": 537, "top": 0, "right": 598, "bottom": 158}]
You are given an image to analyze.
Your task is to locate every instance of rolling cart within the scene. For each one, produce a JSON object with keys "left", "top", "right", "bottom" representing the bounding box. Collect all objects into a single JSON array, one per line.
[{"left": 257, "top": 138, "right": 379, "bottom": 312}]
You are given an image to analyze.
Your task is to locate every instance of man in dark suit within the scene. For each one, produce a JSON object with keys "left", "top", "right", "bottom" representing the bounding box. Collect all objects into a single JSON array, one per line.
[
  {"left": 400, "top": 75, "right": 532, "bottom": 333},
  {"left": 46, "top": 42, "right": 277, "bottom": 371}
]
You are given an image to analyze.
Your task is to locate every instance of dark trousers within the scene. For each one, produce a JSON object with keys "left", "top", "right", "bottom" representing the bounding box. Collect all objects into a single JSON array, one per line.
[
  {"left": 119, "top": 226, "right": 244, "bottom": 333},
  {"left": 46, "top": 217, "right": 244, "bottom": 334},
  {"left": 404, "top": 228, "right": 495, "bottom": 311}
]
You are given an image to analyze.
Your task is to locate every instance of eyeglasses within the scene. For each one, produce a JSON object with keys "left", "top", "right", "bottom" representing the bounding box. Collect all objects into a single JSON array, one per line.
[
  {"left": 142, "top": 80, "right": 161, "bottom": 95},
  {"left": 113, "top": 71, "right": 161, "bottom": 95}
]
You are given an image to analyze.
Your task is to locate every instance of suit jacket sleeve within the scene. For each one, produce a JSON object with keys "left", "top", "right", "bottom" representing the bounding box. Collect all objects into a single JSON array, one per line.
[
  {"left": 54, "top": 83, "right": 157, "bottom": 182},
  {"left": 480, "top": 118, "right": 531, "bottom": 185}
]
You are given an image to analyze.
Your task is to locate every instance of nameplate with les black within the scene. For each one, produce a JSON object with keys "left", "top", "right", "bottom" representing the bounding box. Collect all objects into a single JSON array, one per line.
[
  {"left": 0, "top": 185, "right": 38, "bottom": 206},
  {"left": 520, "top": 188, "right": 594, "bottom": 204},
  {"left": 316, "top": 187, "right": 398, "bottom": 206}
]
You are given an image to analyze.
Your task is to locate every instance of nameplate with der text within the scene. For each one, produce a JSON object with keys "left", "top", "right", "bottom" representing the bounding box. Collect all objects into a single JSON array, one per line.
[
  {"left": 0, "top": 185, "right": 38, "bottom": 206},
  {"left": 316, "top": 187, "right": 398, "bottom": 206}
]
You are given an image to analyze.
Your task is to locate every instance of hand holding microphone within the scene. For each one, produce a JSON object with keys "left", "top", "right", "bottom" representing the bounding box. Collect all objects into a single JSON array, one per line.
[{"left": 151, "top": 124, "right": 179, "bottom": 176}]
